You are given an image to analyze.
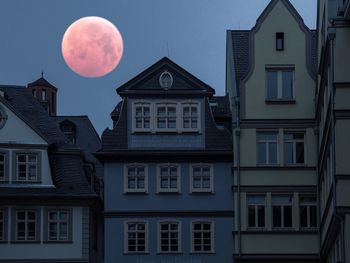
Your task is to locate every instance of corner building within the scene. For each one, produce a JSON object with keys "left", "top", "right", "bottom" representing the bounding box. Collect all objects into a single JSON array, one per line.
[{"left": 98, "top": 57, "right": 234, "bottom": 263}]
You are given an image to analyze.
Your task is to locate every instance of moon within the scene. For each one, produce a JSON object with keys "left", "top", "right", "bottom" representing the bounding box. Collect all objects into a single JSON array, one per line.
[{"left": 61, "top": 16, "right": 123, "bottom": 78}]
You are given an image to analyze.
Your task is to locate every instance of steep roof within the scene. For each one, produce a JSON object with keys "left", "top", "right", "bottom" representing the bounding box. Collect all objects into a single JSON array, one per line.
[
  {"left": 27, "top": 77, "right": 57, "bottom": 91},
  {"left": 52, "top": 115, "right": 103, "bottom": 179},
  {"left": 0, "top": 85, "right": 97, "bottom": 198},
  {"left": 229, "top": 0, "right": 318, "bottom": 89}
]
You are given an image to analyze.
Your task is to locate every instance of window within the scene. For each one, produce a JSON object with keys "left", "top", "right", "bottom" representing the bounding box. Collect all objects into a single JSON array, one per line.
[
  {"left": 276, "top": 32, "right": 284, "bottom": 51},
  {"left": 191, "top": 221, "right": 214, "bottom": 253},
  {"left": 15, "top": 210, "right": 38, "bottom": 241},
  {"left": 257, "top": 132, "right": 278, "bottom": 165},
  {"left": 41, "top": 89, "right": 46, "bottom": 100},
  {"left": 0, "top": 209, "right": 5, "bottom": 241},
  {"left": 15, "top": 153, "right": 40, "bottom": 182},
  {"left": 158, "top": 221, "right": 181, "bottom": 253},
  {"left": 190, "top": 164, "right": 213, "bottom": 193},
  {"left": 182, "top": 103, "right": 199, "bottom": 131},
  {"left": 247, "top": 196, "right": 265, "bottom": 228},
  {"left": 266, "top": 69, "right": 294, "bottom": 100},
  {"left": 272, "top": 196, "right": 293, "bottom": 228},
  {"left": 134, "top": 103, "right": 151, "bottom": 131},
  {"left": 156, "top": 104, "right": 177, "bottom": 130},
  {"left": 157, "top": 164, "right": 180, "bottom": 193},
  {"left": 60, "top": 122, "right": 76, "bottom": 144},
  {"left": 0, "top": 153, "right": 5, "bottom": 181},
  {"left": 124, "top": 164, "right": 148, "bottom": 193},
  {"left": 32, "top": 89, "right": 36, "bottom": 98},
  {"left": 47, "top": 210, "right": 71, "bottom": 241},
  {"left": 300, "top": 196, "right": 317, "bottom": 228},
  {"left": 125, "top": 221, "right": 148, "bottom": 253},
  {"left": 284, "top": 132, "right": 305, "bottom": 165}
]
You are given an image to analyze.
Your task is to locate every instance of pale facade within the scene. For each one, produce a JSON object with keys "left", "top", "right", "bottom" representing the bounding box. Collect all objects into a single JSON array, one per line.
[{"left": 227, "top": 0, "right": 319, "bottom": 261}]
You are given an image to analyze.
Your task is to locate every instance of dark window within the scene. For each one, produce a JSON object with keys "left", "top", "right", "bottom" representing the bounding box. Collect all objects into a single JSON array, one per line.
[
  {"left": 257, "top": 132, "right": 278, "bottom": 165},
  {"left": 266, "top": 69, "right": 294, "bottom": 100},
  {"left": 272, "top": 196, "right": 293, "bottom": 228},
  {"left": 0, "top": 210, "right": 4, "bottom": 241},
  {"left": 41, "top": 89, "right": 46, "bottom": 101},
  {"left": 159, "top": 222, "right": 180, "bottom": 253},
  {"left": 247, "top": 196, "right": 265, "bottom": 228},
  {"left": 0, "top": 154, "right": 5, "bottom": 181},
  {"left": 300, "top": 196, "right": 317, "bottom": 228},
  {"left": 276, "top": 32, "right": 284, "bottom": 51},
  {"left": 60, "top": 122, "right": 76, "bottom": 144},
  {"left": 47, "top": 210, "right": 70, "bottom": 241},
  {"left": 15, "top": 210, "right": 38, "bottom": 241},
  {"left": 284, "top": 132, "right": 305, "bottom": 164},
  {"left": 192, "top": 222, "right": 213, "bottom": 253}
]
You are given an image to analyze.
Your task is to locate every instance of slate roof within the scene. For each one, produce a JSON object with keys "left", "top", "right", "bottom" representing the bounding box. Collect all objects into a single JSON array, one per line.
[
  {"left": 0, "top": 85, "right": 97, "bottom": 198},
  {"left": 51, "top": 115, "right": 103, "bottom": 179},
  {"left": 27, "top": 77, "right": 57, "bottom": 91},
  {"left": 209, "top": 95, "right": 231, "bottom": 118}
]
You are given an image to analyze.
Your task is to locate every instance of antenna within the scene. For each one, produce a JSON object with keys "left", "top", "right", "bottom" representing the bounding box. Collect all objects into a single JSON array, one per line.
[
  {"left": 41, "top": 70, "right": 44, "bottom": 78},
  {"left": 166, "top": 42, "right": 170, "bottom": 58}
]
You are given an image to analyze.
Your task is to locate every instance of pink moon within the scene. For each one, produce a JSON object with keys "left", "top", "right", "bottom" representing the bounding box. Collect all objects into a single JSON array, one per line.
[{"left": 61, "top": 16, "right": 123, "bottom": 78}]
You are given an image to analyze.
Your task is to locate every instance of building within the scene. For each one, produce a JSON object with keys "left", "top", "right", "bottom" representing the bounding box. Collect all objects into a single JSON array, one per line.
[
  {"left": 227, "top": 0, "right": 320, "bottom": 262},
  {"left": 316, "top": 0, "right": 350, "bottom": 262},
  {"left": 0, "top": 80, "right": 103, "bottom": 263},
  {"left": 97, "top": 57, "right": 234, "bottom": 263}
]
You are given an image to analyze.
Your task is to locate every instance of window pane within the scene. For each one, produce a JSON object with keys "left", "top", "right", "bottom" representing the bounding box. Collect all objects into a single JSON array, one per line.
[
  {"left": 258, "top": 206, "right": 265, "bottom": 227},
  {"left": 296, "top": 142, "right": 305, "bottom": 164},
  {"left": 282, "top": 71, "right": 293, "bottom": 99},
  {"left": 269, "top": 142, "right": 278, "bottom": 164},
  {"left": 284, "top": 142, "right": 293, "bottom": 164},
  {"left": 267, "top": 71, "right": 278, "bottom": 98},
  {"left": 300, "top": 205, "right": 308, "bottom": 227},
  {"left": 248, "top": 206, "right": 255, "bottom": 227},
  {"left": 310, "top": 206, "right": 317, "bottom": 227},
  {"left": 284, "top": 206, "right": 293, "bottom": 227},
  {"left": 273, "top": 206, "right": 281, "bottom": 227},
  {"left": 257, "top": 143, "right": 266, "bottom": 164}
]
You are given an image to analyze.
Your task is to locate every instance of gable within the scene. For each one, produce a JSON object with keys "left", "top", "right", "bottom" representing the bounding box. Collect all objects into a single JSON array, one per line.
[
  {"left": 0, "top": 102, "right": 47, "bottom": 145},
  {"left": 117, "top": 57, "right": 215, "bottom": 96}
]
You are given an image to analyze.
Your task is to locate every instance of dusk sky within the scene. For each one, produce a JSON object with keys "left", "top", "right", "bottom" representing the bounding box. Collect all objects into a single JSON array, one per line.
[{"left": 0, "top": 0, "right": 317, "bottom": 135}]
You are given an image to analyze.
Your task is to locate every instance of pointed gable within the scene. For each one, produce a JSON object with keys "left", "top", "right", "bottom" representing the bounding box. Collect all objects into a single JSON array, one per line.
[{"left": 117, "top": 57, "right": 215, "bottom": 97}]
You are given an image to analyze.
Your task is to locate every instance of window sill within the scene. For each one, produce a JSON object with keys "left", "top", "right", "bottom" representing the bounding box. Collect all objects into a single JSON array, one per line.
[
  {"left": 284, "top": 163, "right": 306, "bottom": 167},
  {"left": 43, "top": 240, "right": 73, "bottom": 244},
  {"left": 271, "top": 227, "right": 295, "bottom": 232},
  {"left": 246, "top": 227, "right": 268, "bottom": 232},
  {"left": 123, "top": 191, "right": 148, "bottom": 195},
  {"left": 157, "top": 191, "right": 181, "bottom": 195},
  {"left": 189, "top": 191, "right": 215, "bottom": 195},
  {"left": 123, "top": 252, "right": 150, "bottom": 255},
  {"left": 156, "top": 252, "right": 183, "bottom": 255},
  {"left": 265, "top": 99, "right": 295, "bottom": 104},
  {"left": 190, "top": 251, "right": 216, "bottom": 255},
  {"left": 10, "top": 240, "right": 41, "bottom": 244}
]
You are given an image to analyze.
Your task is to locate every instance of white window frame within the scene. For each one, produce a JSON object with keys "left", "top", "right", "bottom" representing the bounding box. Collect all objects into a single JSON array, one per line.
[
  {"left": 190, "top": 220, "right": 214, "bottom": 254},
  {"left": 256, "top": 131, "right": 279, "bottom": 165},
  {"left": 124, "top": 164, "right": 148, "bottom": 193},
  {"left": 266, "top": 68, "right": 295, "bottom": 100},
  {"left": 157, "top": 164, "right": 181, "bottom": 193},
  {"left": 190, "top": 164, "right": 214, "bottom": 193},
  {"left": 157, "top": 220, "right": 181, "bottom": 253},
  {"left": 155, "top": 102, "right": 178, "bottom": 132},
  {"left": 181, "top": 102, "right": 200, "bottom": 132},
  {"left": 272, "top": 195, "right": 293, "bottom": 229},
  {"left": 15, "top": 209, "right": 38, "bottom": 242},
  {"left": 299, "top": 196, "right": 317, "bottom": 229},
  {"left": 132, "top": 101, "right": 152, "bottom": 132},
  {"left": 247, "top": 195, "right": 266, "bottom": 229},
  {"left": 16, "top": 153, "right": 39, "bottom": 182},
  {"left": 47, "top": 209, "right": 71, "bottom": 241},
  {"left": 284, "top": 131, "right": 305, "bottom": 165},
  {"left": 124, "top": 220, "right": 149, "bottom": 254}
]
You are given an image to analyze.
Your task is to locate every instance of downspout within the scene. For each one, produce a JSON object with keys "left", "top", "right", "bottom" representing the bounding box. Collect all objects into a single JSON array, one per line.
[
  {"left": 233, "top": 95, "right": 241, "bottom": 260},
  {"left": 329, "top": 28, "right": 346, "bottom": 263}
]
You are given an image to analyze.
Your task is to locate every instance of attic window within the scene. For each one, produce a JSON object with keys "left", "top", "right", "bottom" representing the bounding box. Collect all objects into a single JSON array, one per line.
[
  {"left": 60, "top": 122, "right": 76, "bottom": 144},
  {"left": 276, "top": 32, "right": 284, "bottom": 51},
  {"left": 159, "top": 71, "right": 173, "bottom": 89}
]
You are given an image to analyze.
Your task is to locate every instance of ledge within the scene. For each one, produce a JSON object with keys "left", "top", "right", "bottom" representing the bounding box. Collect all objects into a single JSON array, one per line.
[{"left": 265, "top": 99, "right": 296, "bottom": 104}]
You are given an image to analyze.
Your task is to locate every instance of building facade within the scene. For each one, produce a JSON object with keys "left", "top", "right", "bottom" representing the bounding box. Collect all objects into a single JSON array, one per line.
[
  {"left": 316, "top": 0, "right": 350, "bottom": 262},
  {"left": 227, "top": 0, "right": 319, "bottom": 262},
  {"left": 0, "top": 80, "right": 103, "bottom": 263},
  {"left": 98, "top": 57, "right": 234, "bottom": 263}
]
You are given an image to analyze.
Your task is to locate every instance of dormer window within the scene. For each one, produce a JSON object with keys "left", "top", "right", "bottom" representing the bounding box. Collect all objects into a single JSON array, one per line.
[
  {"left": 60, "top": 121, "right": 76, "bottom": 144},
  {"left": 41, "top": 89, "right": 46, "bottom": 101},
  {"left": 276, "top": 32, "right": 284, "bottom": 51},
  {"left": 15, "top": 153, "right": 41, "bottom": 182},
  {"left": 156, "top": 103, "right": 177, "bottom": 130},
  {"left": 132, "top": 101, "right": 201, "bottom": 133}
]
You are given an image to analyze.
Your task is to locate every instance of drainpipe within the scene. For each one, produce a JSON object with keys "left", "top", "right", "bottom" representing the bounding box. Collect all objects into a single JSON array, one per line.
[
  {"left": 232, "top": 95, "right": 241, "bottom": 260},
  {"left": 329, "top": 27, "right": 346, "bottom": 263}
]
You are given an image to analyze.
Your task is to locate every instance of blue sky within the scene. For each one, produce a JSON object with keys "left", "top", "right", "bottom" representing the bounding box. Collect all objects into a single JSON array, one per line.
[{"left": 0, "top": 0, "right": 317, "bottom": 134}]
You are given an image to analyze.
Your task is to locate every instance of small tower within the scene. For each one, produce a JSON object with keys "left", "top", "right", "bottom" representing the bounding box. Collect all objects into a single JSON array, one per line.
[{"left": 27, "top": 73, "right": 57, "bottom": 116}]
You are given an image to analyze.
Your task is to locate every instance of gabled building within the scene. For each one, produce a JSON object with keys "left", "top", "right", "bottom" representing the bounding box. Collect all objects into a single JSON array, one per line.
[
  {"left": 0, "top": 83, "right": 103, "bottom": 263},
  {"left": 97, "top": 57, "right": 234, "bottom": 263},
  {"left": 227, "top": 0, "right": 319, "bottom": 262},
  {"left": 316, "top": 0, "right": 350, "bottom": 262}
]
